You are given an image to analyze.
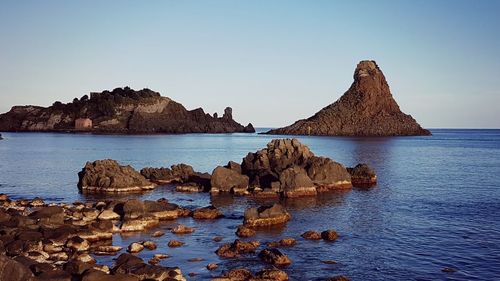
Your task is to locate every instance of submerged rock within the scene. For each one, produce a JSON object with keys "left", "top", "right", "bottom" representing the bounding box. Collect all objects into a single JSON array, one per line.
[
  {"left": 215, "top": 239, "right": 260, "bottom": 258},
  {"left": 78, "top": 159, "right": 155, "bottom": 193}
]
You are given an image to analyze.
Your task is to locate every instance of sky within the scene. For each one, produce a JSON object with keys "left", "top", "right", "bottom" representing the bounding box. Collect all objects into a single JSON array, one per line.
[{"left": 0, "top": 0, "right": 499, "bottom": 128}]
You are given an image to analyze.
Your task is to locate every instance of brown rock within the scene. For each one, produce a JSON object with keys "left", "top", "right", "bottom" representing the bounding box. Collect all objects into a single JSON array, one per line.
[
  {"left": 321, "top": 230, "right": 338, "bottom": 241},
  {"left": 77, "top": 159, "right": 155, "bottom": 193},
  {"left": 254, "top": 268, "right": 289, "bottom": 281},
  {"left": 236, "top": 225, "right": 256, "bottom": 238},
  {"left": 279, "top": 165, "right": 317, "bottom": 197},
  {"left": 258, "top": 248, "right": 291, "bottom": 267},
  {"left": 347, "top": 163, "right": 377, "bottom": 187},
  {"left": 167, "top": 240, "right": 184, "bottom": 247},
  {"left": 191, "top": 205, "right": 222, "bottom": 219},
  {"left": 301, "top": 230, "right": 322, "bottom": 240},
  {"left": 265, "top": 60, "right": 431, "bottom": 136},
  {"left": 307, "top": 156, "right": 352, "bottom": 190},
  {"left": 207, "top": 263, "right": 218, "bottom": 270},
  {"left": 215, "top": 239, "right": 260, "bottom": 258},
  {"left": 210, "top": 166, "right": 249, "bottom": 193},
  {"left": 326, "top": 276, "right": 351, "bottom": 281},
  {"left": 171, "top": 224, "right": 194, "bottom": 234},
  {"left": 267, "top": 238, "right": 297, "bottom": 248},
  {"left": 244, "top": 203, "right": 291, "bottom": 227},
  {"left": 222, "top": 268, "right": 254, "bottom": 280}
]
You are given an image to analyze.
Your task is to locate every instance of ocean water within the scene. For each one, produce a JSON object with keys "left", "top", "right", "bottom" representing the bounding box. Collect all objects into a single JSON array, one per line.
[{"left": 0, "top": 129, "right": 499, "bottom": 280}]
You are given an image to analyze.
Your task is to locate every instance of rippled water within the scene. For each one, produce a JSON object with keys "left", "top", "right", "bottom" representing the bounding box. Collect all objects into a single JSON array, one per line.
[{"left": 1, "top": 129, "right": 499, "bottom": 280}]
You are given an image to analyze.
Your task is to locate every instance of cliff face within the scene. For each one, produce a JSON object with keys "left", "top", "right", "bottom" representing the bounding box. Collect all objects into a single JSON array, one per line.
[
  {"left": 266, "top": 61, "right": 430, "bottom": 136},
  {"left": 0, "top": 87, "right": 255, "bottom": 134}
]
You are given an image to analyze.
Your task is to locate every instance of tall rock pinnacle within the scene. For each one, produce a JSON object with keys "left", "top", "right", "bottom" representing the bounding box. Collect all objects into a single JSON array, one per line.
[{"left": 266, "top": 60, "right": 431, "bottom": 136}]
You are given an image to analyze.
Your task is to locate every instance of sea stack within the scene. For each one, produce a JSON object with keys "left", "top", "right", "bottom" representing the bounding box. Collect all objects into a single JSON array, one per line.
[{"left": 266, "top": 60, "right": 431, "bottom": 136}]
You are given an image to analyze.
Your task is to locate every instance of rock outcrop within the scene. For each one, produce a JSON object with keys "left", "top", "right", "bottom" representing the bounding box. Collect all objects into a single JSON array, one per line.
[
  {"left": 0, "top": 87, "right": 255, "bottom": 134},
  {"left": 241, "top": 139, "right": 353, "bottom": 196},
  {"left": 265, "top": 60, "right": 430, "bottom": 136},
  {"left": 78, "top": 159, "right": 155, "bottom": 193}
]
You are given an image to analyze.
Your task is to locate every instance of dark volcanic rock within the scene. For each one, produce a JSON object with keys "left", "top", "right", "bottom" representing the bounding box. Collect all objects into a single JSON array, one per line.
[
  {"left": 265, "top": 60, "right": 430, "bottom": 136},
  {"left": 78, "top": 159, "right": 154, "bottom": 193},
  {"left": 241, "top": 138, "right": 314, "bottom": 189},
  {"left": 279, "top": 165, "right": 317, "bottom": 197},
  {"left": 347, "top": 163, "right": 377, "bottom": 187},
  {"left": 306, "top": 156, "right": 352, "bottom": 189},
  {"left": 0, "top": 87, "right": 255, "bottom": 134},
  {"left": 210, "top": 166, "right": 249, "bottom": 193},
  {"left": 0, "top": 254, "right": 34, "bottom": 281},
  {"left": 258, "top": 248, "right": 291, "bottom": 267}
]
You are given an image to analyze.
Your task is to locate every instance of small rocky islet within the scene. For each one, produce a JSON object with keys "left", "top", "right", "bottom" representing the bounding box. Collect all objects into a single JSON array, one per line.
[
  {"left": 78, "top": 138, "right": 377, "bottom": 196},
  {"left": 0, "top": 139, "right": 372, "bottom": 280}
]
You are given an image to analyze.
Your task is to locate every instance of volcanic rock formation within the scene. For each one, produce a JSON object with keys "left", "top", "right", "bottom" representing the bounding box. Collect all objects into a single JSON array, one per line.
[
  {"left": 266, "top": 60, "right": 430, "bottom": 136},
  {"left": 0, "top": 87, "right": 255, "bottom": 134}
]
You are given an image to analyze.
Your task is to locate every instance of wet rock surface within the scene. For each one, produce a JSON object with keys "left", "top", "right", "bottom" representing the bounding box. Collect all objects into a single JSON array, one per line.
[{"left": 348, "top": 163, "right": 377, "bottom": 187}]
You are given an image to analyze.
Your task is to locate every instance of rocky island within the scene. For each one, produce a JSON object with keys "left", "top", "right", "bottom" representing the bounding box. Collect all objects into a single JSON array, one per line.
[
  {"left": 0, "top": 87, "right": 255, "bottom": 134},
  {"left": 266, "top": 60, "right": 431, "bottom": 136}
]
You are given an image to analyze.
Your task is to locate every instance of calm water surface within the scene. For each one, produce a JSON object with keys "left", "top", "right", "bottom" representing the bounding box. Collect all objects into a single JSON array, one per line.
[{"left": 0, "top": 129, "right": 499, "bottom": 280}]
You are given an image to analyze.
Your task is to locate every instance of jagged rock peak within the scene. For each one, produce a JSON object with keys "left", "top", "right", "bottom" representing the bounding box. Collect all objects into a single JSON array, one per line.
[{"left": 265, "top": 60, "right": 431, "bottom": 136}]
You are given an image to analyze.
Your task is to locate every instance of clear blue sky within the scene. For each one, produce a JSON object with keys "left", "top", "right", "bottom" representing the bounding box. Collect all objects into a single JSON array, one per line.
[{"left": 1, "top": 0, "right": 499, "bottom": 128}]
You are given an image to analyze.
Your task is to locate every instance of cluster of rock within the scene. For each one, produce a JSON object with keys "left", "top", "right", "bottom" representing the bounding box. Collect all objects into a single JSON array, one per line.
[
  {"left": 0, "top": 194, "right": 243, "bottom": 280},
  {"left": 0, "top": 87, "right": 255, "bottom": 134},
  {"left": 265, "top": 60, "right": 430, "bottom": 136},
  {"left": 0, "top": 191, "right": 351, "bottom": 280},
  {"left": 77, "top": 139, "right": 377, "bottom": 196}
]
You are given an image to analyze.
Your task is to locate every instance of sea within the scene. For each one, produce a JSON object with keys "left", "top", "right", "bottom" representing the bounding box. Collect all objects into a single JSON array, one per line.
[{"left": 0, "top": 129, "right": 499, "bottom": 281}]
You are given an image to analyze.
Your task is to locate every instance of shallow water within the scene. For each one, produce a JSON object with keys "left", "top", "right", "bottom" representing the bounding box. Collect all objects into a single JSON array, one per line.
[{"left": 1, "top": 129, "right": 500, "bottom": 280}]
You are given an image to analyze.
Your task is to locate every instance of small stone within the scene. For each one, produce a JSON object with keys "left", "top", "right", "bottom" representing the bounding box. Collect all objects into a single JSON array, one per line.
[
  {"left": 171, "top": 224, "right": 194, "bottom": 234},
  {"left": 152, "top": 231, "right": 165, "bottom": 237},
  {"left": 142, "top": 241, "right": 157, "bottom": 250},
  {"left": 187, "top": 258, "right": 204, "bottom": 262},
  {"left": 321, "top": 229, "right": 338, "bottom": 241},
  {"left": 442, "top": 267, "right": 457, "bottom": 273},
  {"left": 168, "top": 240, "right": 184, "bottom": 247},
  {"left": 322, "top": 260, "right": 337, "bottom": 264},
  {"left": 301, "top": 230, "right": 322, "bottom": 240},
  {"left": 127, "top": 242, "right": 144, "bottom": 253},
  {"left": 213, "top": 236, "right": 224, "bottom": 242},
  {"left": 207, "top": 263, "right": 218, "bottom": 271}
]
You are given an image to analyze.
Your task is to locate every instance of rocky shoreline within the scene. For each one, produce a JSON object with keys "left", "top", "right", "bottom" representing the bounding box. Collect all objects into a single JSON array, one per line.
[
  {"left": 0, "top": 195, "right": 351, "bottom": 281},
  {"left": 78, "top": 139, "right": 377, "bottom": 197}
]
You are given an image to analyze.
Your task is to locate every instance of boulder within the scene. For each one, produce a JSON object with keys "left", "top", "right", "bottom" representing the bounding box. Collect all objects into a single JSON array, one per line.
[
  {"left": 112, "top": 253, "right": 185, "bottom": 280},
  {"left": 243, "top": 204, "right": 291, "bottom": 227},
  {"left": 306, "top": 156, "right": 352, "bottom": 189},
  {"left": 241, "top": 139, "right": 313, "bottom": 188},
  {"left": 78, "top": 160, "right": 155, "bottom": 193},
  {"left": 140, "top": 167, "right": 174, "bottom": 183},
  {"left": 279, "top": 165, "right": 317, "bottom": 197},
  {"left": 0, "top": 254, "right": 34, "bottom": 281},
  {"left": 127, "top": 242, "right": 144, "bottom": 253},
  {"left": 210, "top": 166, "right": 249, "bottom": 193},
  {"left": 347, "top": 163, "right": 377, "bottom": 187}
]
